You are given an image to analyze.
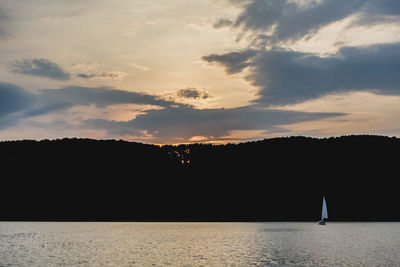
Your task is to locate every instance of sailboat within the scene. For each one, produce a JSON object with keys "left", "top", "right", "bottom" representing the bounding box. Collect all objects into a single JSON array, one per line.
[{"left": 318, "top": 196, "right": 328, "bottom": 225}]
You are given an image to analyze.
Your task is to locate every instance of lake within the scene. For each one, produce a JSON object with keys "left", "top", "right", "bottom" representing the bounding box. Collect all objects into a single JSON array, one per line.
[{"left": 1, "top": 222, "right": 399, "bottom": 266}]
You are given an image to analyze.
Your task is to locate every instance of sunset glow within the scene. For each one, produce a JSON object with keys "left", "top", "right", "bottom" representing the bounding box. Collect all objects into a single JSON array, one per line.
[{"left": 1, "top": 0, "right": 400, "bottom": 143}]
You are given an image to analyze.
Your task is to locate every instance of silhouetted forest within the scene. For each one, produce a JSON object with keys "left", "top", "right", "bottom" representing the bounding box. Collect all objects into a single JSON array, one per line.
[{"left": 0, "top": 135, "right": 399, "bottom": 221}]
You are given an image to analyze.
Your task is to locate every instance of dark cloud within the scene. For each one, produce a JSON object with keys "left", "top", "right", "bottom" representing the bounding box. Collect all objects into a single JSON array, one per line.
[
  {"left": 39, "top": 86, "right": 177, "bottom": 108},
  {"left": 202, "top": 50, "right": 257, "bottom": 74},
  {"left": 0, "top": 82, "right": 35, "bottom": 129},
  {"left": 76, "top": 72, "right": 127, "bottom": 80},
  {"left": 0, "top": 82, "right": 345, "bottom": 142},
  {"left": 84, "top": 106, "right": 344, "bottom": 142},
  {"left": 203, "top": 43, "right": 400, "bottom": 106},
  {"left": 213, "top": 18, "right": 234, "bottom": 29},
  {"left": 177, "top": 88, "right": 212, "bottom": 99},
  {"left": 0, "top": 82, "right": 34, "bottom": 117},
  {"left": 360, "top": 0, "right": 400, "bottom": 22},
  {"left": 77, "top": 73, "right": 96, "bottom": 79},
  {"left": 22, "top": 102, "right": 73, "bottom": 118},
  {"left": 9, "top": 58, "right": 70, "bottom": 80},
  {"left": 231, "top": 0, "right": 400, "bottom": 45},
  {"left": 0, "top": 82, "right": 180, "bottom": 131},
  {"left": 206, "top": 0, "right": 400, "bottom": 108}
]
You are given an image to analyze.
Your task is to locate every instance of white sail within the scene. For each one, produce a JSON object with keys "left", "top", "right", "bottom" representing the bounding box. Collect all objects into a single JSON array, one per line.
[{"left": 321, "top": 197, "right": 328, "bottom": 220}]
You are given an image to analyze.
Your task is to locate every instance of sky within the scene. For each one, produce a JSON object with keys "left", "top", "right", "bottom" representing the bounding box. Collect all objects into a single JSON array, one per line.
[{"left": 1, "top": 0, "right": 400, "bottom": 144}]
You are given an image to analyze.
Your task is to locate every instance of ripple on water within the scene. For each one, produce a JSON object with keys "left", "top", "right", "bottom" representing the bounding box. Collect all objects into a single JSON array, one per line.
[{"left": 0, "top": 222, "right": 400, "bottom": 266}]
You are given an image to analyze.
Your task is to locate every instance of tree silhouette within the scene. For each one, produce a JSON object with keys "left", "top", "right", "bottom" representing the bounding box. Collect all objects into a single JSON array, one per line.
[{"left": 0, "top": 135, "right": 399, "bottom": 221}]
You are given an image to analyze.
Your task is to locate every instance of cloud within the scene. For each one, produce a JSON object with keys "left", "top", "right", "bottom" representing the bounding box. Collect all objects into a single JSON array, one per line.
[
  {"left": 358, "top": 0, "right": 400, "bottom": 23},
  {"left": 202, "top": 50, "right": 257, "bottom": 74},
  {"left": 9, "top": 58, "right": 70, "bottom": 80},
  {"left": 203, "top": 43, "right": 400, "bottom": 106},
  {"left": 206, "top": 1, "right": 400, "bottom": 109},
  {"left": 39, "top": 86, "right": 177, "bottom": 108},
  {"left": 177, "top": 88, "right": 212, "bottom": 99},
  {"left": 76, "top": 71, "right": 127, "bottom": 80},
  {"left": 230, "top": 0, "right": 400, "bottom": 44},
  {"left": 0, "top": 82, "right": 180, "bottom": 131},
  {"left": 84, "top": 106, "right": 344, "bottom": 142},
  {"left": 0, "top": 82, "right": 35, "bottom": 129},
  {"left": 213, "top": 18, "right": 234, "bottom": 29},
  {"left": 0, "top": 82, "right": 34, "bottom": 117},
  {"left": 0, "top": 82, "right": 345, "bottom": 143}
]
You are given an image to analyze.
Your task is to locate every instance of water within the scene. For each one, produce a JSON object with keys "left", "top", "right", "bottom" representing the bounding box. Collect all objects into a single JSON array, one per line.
[{"left": 1, "top": 222, "right": 399, "bottom": 266}]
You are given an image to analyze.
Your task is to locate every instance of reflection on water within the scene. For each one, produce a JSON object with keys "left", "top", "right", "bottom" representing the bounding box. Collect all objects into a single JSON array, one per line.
[{"left": 1, "top": 222, "right": 400, "bottom": 266}]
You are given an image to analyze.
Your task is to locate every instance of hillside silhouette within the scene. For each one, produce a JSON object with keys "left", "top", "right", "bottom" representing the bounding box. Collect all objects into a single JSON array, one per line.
[{"left": 0, "top": 135, "right": 399, "bottom": 221}]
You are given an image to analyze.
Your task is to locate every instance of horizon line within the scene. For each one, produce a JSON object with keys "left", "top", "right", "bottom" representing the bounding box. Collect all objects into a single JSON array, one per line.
[{"left": 0, "top": 133, "right": 398, "bottom": 146}]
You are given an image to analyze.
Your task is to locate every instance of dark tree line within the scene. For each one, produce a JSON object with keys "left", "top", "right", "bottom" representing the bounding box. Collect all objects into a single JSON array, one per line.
[{"left": 0, "top": 135, "right": 399, "bottom": 221}]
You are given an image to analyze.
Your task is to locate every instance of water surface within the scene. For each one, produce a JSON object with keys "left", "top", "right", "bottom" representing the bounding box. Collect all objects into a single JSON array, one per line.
[{"left": 1, "top": 222, "right": 399, "bottom": 266}]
